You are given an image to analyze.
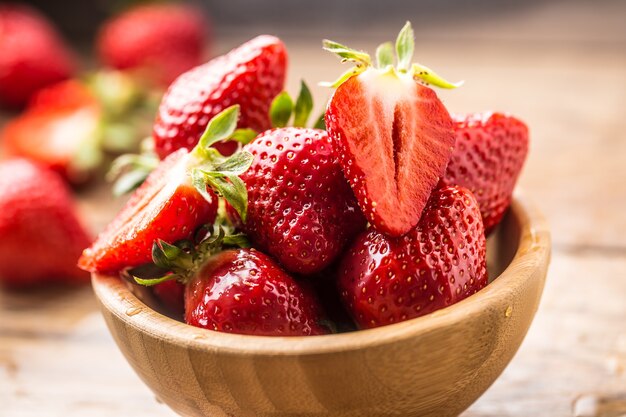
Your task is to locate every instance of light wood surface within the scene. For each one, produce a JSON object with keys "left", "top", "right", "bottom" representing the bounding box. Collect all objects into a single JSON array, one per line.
[
  {"left": 2, "top": 1, "right": 626, "bottom": 416},
  {"left": 91, "top": 197, "right": 549, "bottom": 417}
]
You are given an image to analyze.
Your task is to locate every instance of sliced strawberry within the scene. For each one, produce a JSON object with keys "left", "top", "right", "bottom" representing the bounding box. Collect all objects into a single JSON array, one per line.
[
  {"left": 79, "top": 106, "right": 253, "bottom": 274},
  {"left": 2, "top": 87, "right": 100, "bottom": 183},
  {"left": 324, "top": 23, "right": 458, "bottom": 237},
  {"left": 338, "top": 185, "right": 487, "bottom": 329},
  {"left": 441, "top": 112, "right": 529, "bottom": 233},
  {"left": 78, "top": 148, "right": 217, "bottom": 273}
]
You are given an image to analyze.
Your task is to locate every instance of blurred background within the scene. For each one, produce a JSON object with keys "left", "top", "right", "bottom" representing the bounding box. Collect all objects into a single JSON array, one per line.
[{"left": 1, "top": 1, "right": 625, "bottom": 416}]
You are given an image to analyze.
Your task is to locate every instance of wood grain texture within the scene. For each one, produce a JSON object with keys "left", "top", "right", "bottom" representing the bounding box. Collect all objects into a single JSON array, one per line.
[{"left": 91, "top": 197, "right": 550, "bottom": 417}]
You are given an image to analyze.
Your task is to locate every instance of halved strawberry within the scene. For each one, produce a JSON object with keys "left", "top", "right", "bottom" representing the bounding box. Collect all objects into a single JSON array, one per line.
[
  {"left": 79, "top": 106, "right": 253, "bottom": 274},
  {"left": 2, "top": 80, "right": 100, "bottom": 183},
  {"left": 324, "top": 23, "right": 460, "bottom": 237}
]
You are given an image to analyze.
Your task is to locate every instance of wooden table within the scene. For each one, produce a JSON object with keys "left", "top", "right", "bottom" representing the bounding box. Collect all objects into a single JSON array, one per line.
[{"left": 1, "top": 1, "right": 625, "bottom": 415}]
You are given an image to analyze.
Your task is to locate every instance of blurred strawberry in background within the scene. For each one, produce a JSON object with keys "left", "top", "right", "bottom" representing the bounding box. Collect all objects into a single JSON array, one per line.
[
  {"left": 0, "top": 4, "right": 77, "bottom": 109},
  {"left": 2, "top": 80, "right": 100, "bottom": 183},
  {"left": 0, "top": 159, "right": 91, "bottom": 289},
  {"left": 97, "top": 2, "right": 210, "bottom": 86},
  {"left": 1, "top": 72, "right": 160, "bottom": 185}
]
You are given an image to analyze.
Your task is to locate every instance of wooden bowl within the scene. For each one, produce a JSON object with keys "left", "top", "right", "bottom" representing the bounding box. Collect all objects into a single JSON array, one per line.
[{"left": 92, "top": 194, "right": 550, "bottom": 417}]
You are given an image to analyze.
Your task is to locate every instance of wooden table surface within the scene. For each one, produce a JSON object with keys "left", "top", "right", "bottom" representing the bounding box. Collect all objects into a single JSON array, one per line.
[{"left": 1, "top": 2, "right": 625, "bottom": 416}]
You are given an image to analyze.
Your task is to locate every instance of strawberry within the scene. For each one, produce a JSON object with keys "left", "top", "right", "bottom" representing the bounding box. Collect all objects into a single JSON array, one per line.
[
  {"left": 337, "top": 185, "right": 487, "bottom": 329},
  {"left": 0, "top": 159, "right": 91, "bottom": 288},
  {"left": 184, "top": 248, "right": 329, "bottom": 336},
  {"left": 239, "top": 127, "right": 366, "bottom": 274},
  {"left": 0, "top": 4, "right": 76, "bottom": 108},
  {"left": 153, "top": 35, "right": 287, "bottom": 160},
  {"left": 79, "top": 106, "right": 254, "bottom": 274},
  {"left": 2, "top": 80, "right": 101, "bottom": 183},
  {"left": 153, "top": 280, "right": 185, "bottom": 316},
  {"left": 97, "top": 3, "right": 209, "bottom": 86},
  {"left": 324, "top": 22, "right": 461, "bottom": 237},
  {"left": 441, "top": 112, "right": 529, "bottom": 233}
]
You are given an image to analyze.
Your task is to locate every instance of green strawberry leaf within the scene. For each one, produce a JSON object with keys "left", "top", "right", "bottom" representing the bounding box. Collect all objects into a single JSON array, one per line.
[
  {"left": 133, "top": 275, "right": 178, "bottom": 287},
  {"left": 107, "top": 152, "right": 159, "bottom": 196},
  {"left": 213, "top": 151, "right": 254, "bottom": 176},
  {"left": 376, "top": 42, "right": 394, "bottom": 69},
  {"left": 222, "top": 233, "right": 251, "bottom": 248},
  {"left": 196, "top": 105, "right": 240, "bottom": 152},
  {"left": 313, "top": 112, "right": 326, "bottom": 130},
  {"left": 230, "top": 128, "right": 258, "bottom": 145},
  {"left": 293, "top": 80, "right": 314, "bottom": 128},
  {"left": 112, "top": 169, "right": 150, "bottom": 196},
  {"left": 396, "top": 21, "right": 415, "bottom": 72},
  {"left": 322, "top": 40, "right": 372, "bottom": 67},
  {"left": 411, "top": 63, "right": 463, "bottom": 89},
  {"left": 205, "top": 174, "right": 249, "bottom": 223},
  {"left": 319, "top": 65, "right": 366, "bottom": 88},
  {"left": 191, "top": 168, "right": 219, "bottom": 206},
  {"left": 270, "top": 92, "right": 294, "bottom": 128}
]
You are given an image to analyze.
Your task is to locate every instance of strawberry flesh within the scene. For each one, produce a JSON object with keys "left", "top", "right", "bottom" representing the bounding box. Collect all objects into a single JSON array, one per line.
[
  {"left": 78, "top": 149, "right": 217, "bottom": 274},
  {"left": 185, "top": 249, "right": 329, "bottom": 336},
  {"left": 338, "top": 185, "right": 487, "bottom": 329},
  {"left": 326, "top": 70, "right": 455, "bottom": 237}
]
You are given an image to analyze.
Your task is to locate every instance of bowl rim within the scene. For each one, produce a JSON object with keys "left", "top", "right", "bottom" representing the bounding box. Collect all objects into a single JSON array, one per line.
[{"left": 92, "top": 192, "right": 551, "bottom": 356}]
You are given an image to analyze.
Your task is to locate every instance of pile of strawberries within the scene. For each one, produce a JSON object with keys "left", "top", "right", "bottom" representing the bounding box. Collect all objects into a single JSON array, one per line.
[
  {"left": 77, "top": 22, "right": 530, "bottom": 336},
  {"left": 0, "top": 11, "right": 529, "bottom": 336}
]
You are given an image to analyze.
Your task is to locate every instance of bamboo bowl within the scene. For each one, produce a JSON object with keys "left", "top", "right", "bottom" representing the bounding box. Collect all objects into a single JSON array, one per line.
[{"left": 92, "top": 194, "right": 550, "bottom": 417}]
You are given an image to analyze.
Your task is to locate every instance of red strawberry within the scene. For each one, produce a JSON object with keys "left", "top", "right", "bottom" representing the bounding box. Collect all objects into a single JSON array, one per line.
[
  {"left": 324, "top": 23, "right": 460, "bottom": 237},
  {"left": 0, "top": 4, "right": 76, "bottom": 108},
  {"left": 153, "top": 280, "right": 185, "bottom": 316},
  {"left": 97, "top": 3, "right": 209, "bottom": 86},
  {"left": 185, "top": 248, "right": 329, "bottom": 336},
  {"left": 0, "top": 159, "right": 91, "bottom": 288},
  {"left": 338, "top": 185, "right": 487, "bottom": 329},
  {"left": 239, "top": 127, "right": 366, "bottom": 274},
  {"left": 79, "top": 106, "right": 252, "bottom": 274},
  {"left": 2, "top": 80, "right": 100, "bottom": 183},
  {"left": 441, "top": 112, "right": 529, "bottom": 233},
  {"left": 153, "top": 35, "right": 287, "bottom": 159}
]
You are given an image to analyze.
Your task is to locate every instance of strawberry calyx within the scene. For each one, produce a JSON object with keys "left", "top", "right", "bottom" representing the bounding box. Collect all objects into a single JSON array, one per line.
[
  {"left": 187, "top": 105, "right": 254, "bottom": 223},
  {"left": 321, "top": 21, "right": 463, "bottom": 90},
  {"left": 108, "top": 110, "right": 257, "bottom": 197},
  {"left": 129, "top": 224, "right": 249, "bottom": 287},
  {"left": 269, "top": 80, "right": 316, "bottom": 128}
]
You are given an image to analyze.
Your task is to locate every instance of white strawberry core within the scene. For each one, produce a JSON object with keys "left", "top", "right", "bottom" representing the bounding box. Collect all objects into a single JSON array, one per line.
[{"left": 359, "top": 67, "right": 416, "bottom": 109}]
